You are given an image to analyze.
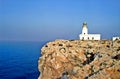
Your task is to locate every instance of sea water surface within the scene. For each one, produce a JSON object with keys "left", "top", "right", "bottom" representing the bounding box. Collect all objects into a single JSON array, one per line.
[{"left": 0, "top": 41, "right": 46, "bottom": 79}]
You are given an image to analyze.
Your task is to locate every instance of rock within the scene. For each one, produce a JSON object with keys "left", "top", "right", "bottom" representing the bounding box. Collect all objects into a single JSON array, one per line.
[{"left": 38, "top": 39, "right": 120, "bottom": 79}]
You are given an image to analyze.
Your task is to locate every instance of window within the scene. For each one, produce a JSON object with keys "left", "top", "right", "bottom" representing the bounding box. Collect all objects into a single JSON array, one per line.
[
  {"left": 88, "top": 37, "right": 89, "bottom": 40},
  {"left": 82, "top": 37, "right": 84, "bottom": 40},
  {"left": 92, "top": 37, "right": 94, "bottom": 40}
]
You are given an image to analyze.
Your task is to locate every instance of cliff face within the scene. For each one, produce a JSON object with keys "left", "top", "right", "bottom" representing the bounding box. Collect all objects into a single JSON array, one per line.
[{"left": 38, "top": 39, "right": 120, "bottom": 79}]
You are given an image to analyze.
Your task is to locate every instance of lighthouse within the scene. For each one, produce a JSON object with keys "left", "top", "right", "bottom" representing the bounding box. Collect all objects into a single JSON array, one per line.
[
  {"left": 79, "top": 22, "right": 101, "bottom": 40},
  {"left": 82, "top": 22, "right": 88, "bottom": 35}
]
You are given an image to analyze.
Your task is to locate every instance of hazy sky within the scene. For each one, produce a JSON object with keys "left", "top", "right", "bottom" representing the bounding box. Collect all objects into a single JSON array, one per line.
[{"left": 0, "top": 0, "right": 120, "bottom": 41}]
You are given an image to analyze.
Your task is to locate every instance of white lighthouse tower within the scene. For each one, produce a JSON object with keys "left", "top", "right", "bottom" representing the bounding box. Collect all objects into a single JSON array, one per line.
[
  {"left": 79, "top": 22, "right": 101, "bottom": 40},
  {"left": 82, "top": 22, "right": 88, "bottom": 35}
]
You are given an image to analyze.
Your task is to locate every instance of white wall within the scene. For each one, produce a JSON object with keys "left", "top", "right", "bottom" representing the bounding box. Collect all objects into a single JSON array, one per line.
[
  {"left": 82, "top": 26, "right": 88, "bottom": 34},
  {"left": 112, "top": 37, "right": 120, "bottom": 41},
  {"left": 79, "top": 34, "right": 101, "bottom": 40}
]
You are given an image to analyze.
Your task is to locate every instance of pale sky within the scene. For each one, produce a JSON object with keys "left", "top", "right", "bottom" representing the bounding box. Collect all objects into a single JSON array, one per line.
[{"left": 0, "top": 0, "right": 120, "bottom": 41}]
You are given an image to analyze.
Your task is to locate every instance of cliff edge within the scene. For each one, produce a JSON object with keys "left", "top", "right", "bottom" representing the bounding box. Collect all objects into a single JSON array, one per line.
[{"left": 38, "top": 39, "right": 120, "bottom": 79}]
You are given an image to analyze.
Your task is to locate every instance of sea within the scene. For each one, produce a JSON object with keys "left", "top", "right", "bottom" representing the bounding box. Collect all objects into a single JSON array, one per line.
[{"left": 0, "top": 41, "right": 46, "bottom": 79}]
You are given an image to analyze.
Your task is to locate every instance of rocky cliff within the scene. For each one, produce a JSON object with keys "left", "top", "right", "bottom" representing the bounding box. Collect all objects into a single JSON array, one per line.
[{"left": 38, "top": 39, "right": 120, "bottom": 79}]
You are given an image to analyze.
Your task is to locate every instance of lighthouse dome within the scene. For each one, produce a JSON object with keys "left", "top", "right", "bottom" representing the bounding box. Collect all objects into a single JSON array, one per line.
[{"left": 83, "top": 22, "right": 87, "bottom": 25}]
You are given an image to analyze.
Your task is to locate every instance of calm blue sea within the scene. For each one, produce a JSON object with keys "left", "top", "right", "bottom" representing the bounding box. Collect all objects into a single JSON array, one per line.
[{"left": 0, "top": 41, "right": 46, "bottom": 79}]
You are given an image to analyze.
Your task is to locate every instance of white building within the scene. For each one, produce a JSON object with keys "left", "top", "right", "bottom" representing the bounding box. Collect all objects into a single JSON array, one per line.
[
  {"left": 79, "top": 22, "right": 101, "bottom": 40},
  {"left": 112, "top": 37, "right": 120, "bottom": 41}
]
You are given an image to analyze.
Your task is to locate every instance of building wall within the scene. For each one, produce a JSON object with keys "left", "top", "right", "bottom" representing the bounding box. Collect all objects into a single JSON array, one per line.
[
  {"left": 82, "top": 26, "right": 88, "bottom": 34},
  {"left": 79, "top": 34, "right": 101, "bottom": 40},
  {"left": 113, "top": 37, "right": 120, "bottom": 41}
]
